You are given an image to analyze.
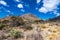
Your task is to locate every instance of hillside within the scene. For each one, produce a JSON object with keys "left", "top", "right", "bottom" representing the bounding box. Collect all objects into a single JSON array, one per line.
[{"left": 0, "top": 13, "right": 60, "bottom": 40}]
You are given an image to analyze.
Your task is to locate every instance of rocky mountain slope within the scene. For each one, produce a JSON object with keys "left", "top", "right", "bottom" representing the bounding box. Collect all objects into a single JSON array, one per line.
[
  {"left": 0, "top": 13, "right": 60, "bottom": 40},
  {"left": 20, "top": 13, "right": 40, "bottom": 22}
]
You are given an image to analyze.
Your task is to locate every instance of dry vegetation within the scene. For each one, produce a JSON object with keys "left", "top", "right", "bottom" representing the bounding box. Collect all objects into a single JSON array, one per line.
[{"left": 0, "top": 14, "right": 60, "bottom": 40}]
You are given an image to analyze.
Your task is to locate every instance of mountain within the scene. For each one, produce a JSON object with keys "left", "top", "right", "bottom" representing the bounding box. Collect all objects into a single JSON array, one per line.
[
  {"left": 48, "top": 15, "right": 60, "bottom": 22},
  {"left": 0, "top": 13, "right": 41, "bottom": 27},
  {"left": 0, "top": 13, "right": 39, "bottom": 20},
  {"left": 0, "top": 13, "right": 44, "bottom": 40},
  {"left": 0, "top": 13, "right": 60, "bottom": 40},
  {"left": 20, "top": 13, "right": 40, "bottom": 21}
]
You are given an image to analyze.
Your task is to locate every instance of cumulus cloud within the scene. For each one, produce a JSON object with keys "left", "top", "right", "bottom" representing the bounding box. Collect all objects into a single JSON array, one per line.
[
  {"left": 0, "top": 0, "right": 8, "bottom": 6},
  {"left": 39, "top": 7, "right": 48, "bottom": 13},
  {"left": 39, "top": 0, "right": 60, "bottom": 13},
  {"left": 17, "top": 4, "right": 23, "bottom": 8},
  {"left": 37, "top": 0, "right": 41, "bottom": 4}
]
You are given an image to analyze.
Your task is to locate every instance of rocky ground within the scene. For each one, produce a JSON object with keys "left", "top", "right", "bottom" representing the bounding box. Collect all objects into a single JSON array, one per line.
[{"left": 0, "top": 14, "right": 60, "bottom": 40}]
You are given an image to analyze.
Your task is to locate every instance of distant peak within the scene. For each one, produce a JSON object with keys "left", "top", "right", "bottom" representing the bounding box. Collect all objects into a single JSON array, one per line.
[{"left": 20, "top": 13, "right": 40, "bottom": 21}]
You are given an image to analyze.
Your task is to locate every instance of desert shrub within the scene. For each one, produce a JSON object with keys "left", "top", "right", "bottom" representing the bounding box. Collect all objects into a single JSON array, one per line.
[
  {"left": 34, "top": 20, "right": 44, "bottom": 24},
  {"left": 41, "top": 25, "right": 46, "bottom": 28},
  {"left": 34, "top": 20, "right": 38, "bottom": 24},
  {"left": 9, "top": 28, "right": 23, "bottom": 38},
  {"left": 0, "top": 20, "right": 2, "bottom": 23},
  {"left": 25, "top": 26, "right": 33, "bottom": 30},
  {"left": 0, "top": 24, "right": 6, "bottom": 30},
  {"left": 23, "top": 22, "right": 33, "bottom": 30},
  {"left": 2, "top": 20, "right": 9, "bottom": 24},
  {"left": 40, "top": 24, "right": 47, "bottom": 29},
  {"left": 10, "top": 16, "right": 25, "bottom": 27}
]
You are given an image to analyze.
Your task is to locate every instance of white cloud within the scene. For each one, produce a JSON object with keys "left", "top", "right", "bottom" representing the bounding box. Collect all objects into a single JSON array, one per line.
[
  {"left": 56, "top": 13, "right": 60, "bottom": 16},
  {"left": 54, "top": 13, "right": 60, "bottom": 16},
  {"left": 16, "top": 0, "right": 20, "bottom": 2},
  {"left": 17, "top": 4, "right": 23, "bottom": 8},
  {"left": 36, "top": 8, "right": 38, "bottom": 10},
  {"left": 6, "top": 10, "right": 14, "bottom": 15},
  {"left": 39, "top": 7, "right": 48, "bottom": 13},
  {"left": 54, "top": 11, "right": 60, "bottom": 16},
  {"left": 7, "top": 10, "right": 11, "bottom": 13},
  {"left": 0, "top": 1, "right": 7, "bottom": 6},
  {"left": 39, "top": 0, "right": 60, "bottom": 13},
  {"left": 37, "top": 0, "right": 41, "bottom": 4},
  {"left": 15, "top": 0, "right": 23, "bottom": 3},
  {"left": 21, "top": 9, "right": 25, "bottom": 12},
  {"left": 6, "top": 15, "right": 10, "bottom": 17}
]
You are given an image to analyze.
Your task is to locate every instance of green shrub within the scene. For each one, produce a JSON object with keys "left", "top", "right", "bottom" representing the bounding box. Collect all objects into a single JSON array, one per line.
[
  {"left": 9, "top": 28, "right": 22, "bottom": 38},
  {"left": 0, "top": 24, "right": 6, "bottom": 30}
]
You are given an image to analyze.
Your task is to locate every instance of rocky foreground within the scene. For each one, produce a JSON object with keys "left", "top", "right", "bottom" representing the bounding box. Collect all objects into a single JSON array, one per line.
[{"left": 0, "top": 13, "right": 60, "bottom": 40}]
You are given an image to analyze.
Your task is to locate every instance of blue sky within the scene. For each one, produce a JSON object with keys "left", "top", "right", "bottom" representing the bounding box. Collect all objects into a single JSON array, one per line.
[{"left": 0, "top": 0, "right": 60, "bottom": 20}]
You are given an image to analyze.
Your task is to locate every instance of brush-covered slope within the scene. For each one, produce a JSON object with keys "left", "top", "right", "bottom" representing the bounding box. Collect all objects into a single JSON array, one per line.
[{"left": 0, "top": 13, "right": 60, "bottom": 40}]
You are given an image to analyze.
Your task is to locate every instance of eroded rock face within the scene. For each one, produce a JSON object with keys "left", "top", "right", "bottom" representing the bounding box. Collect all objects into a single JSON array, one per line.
[
  {"left": 24, "top": 27, "right": 43, "bottom": 40},
  {"left": 25, "top": 34, "right": 43, "bottom": 40}
]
